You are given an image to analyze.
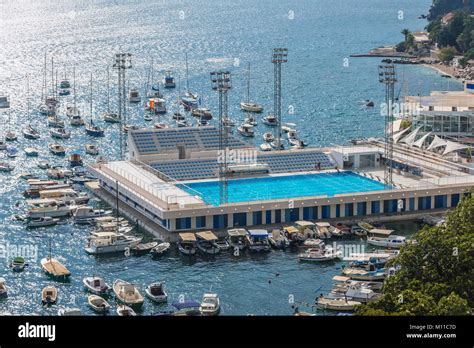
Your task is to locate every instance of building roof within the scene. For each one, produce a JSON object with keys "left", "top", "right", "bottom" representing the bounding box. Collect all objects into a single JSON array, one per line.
[{"left": 412, "top": 31, "right": 430, "bottom": 43}]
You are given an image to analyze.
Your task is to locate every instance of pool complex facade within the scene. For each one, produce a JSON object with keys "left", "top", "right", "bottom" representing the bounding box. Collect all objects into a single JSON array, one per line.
[{"left": 179, "top": 171, "right": 387, "bottom": 206}]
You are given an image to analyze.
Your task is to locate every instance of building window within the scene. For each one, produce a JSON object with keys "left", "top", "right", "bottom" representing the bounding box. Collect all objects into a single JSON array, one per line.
[
  {"left": 321, "top": 205, "right": 331, "bottom": 219},
  {"left": 383, "top": 199, "right": 398, "bottom": 213},
  {"left": 357, "top": 202, "right": 367, "bottom": 216},
  {"left": 176, "top": 217, "right": 191, "bottom": 230},
  {"left": 303, "top": 207, "right": 317, "bottom": 220},
  {"left": 452, "top": 106, "right": 457, "bottom": 112},
  {"left": 345, "top": 203, "right": 354, "bottom": 217},
  {"left": 418, "top": 196, "right": 432, "bottom": 210},
  {"left": 285, "top": 208, "right": 299, "bottom": 222},
  {"left": 213, "top": 214, "right": 228, "bottom": 229},
  {"left": 428, "top": 106, "right": 434, "bottom": 111},
  {"left": 252, "top": 211, "right": 262, "bottom": 225},
  {"left": 371, "top": 201, "right": 380, "bottom": 214},
  {"left": 275, "top": 209, "right": 282, "bottom": 223},
  {"left": 233, "top": 213, "right": 247, "bottom": 227},
  {"left": 265, "top": 210, "right": 272, "bottom": 224},
  {"left": 451, "top": 193, "right": 460, "bottom": 207},
  {"left": 335, "top": 204, "right": 341, "bottom": 218},
  {"left": 196, "top": 216, "right": 206, "bottom": 228},
  {"left": 409, "top": 197, "right": 415, "bottom": 211},
  {"left": 434, "top": 195, "right": 447, "bottom": 209}
]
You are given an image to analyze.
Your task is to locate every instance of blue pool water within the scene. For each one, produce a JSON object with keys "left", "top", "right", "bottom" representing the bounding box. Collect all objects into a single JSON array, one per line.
[{"left": 180, "top": 172, "right": 387, "bottom": 206}]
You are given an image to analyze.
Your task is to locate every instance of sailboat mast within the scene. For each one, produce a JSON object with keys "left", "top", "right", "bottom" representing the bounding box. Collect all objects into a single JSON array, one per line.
[
  {"left": 42, "top": 53, "right": 47, "bottom": 102},
  {"left": 247, "top": 62, "right": 251, "bottom": 103},
  {"left": 90, "top": 73, "right": 93, "bottom": 122},
  {"left": 27, "top": 74, "right": 30, "bottom": 125},
  {"left": 51, "top": 57, "right": 54, "bottom": 98},
  {"left": 73, "top": 66, "right": 76, "bottom": 109},
  {"left": 107, "top": 65, "right": 110, "bottom": 113},
  {"left": 185, "top": 53, "right": 189, "bottom": 93}
]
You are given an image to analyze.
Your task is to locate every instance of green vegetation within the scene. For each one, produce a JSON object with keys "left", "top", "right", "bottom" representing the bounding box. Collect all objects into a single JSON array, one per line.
[
  {"left": 357, "top": 191, "right": 474, "bottom": 316},
  {"left": 428, "top": 0, "right": 474, "bottom": 21},
  {"left": 438, "top": 46, "right": 457, "bottom": 63}
]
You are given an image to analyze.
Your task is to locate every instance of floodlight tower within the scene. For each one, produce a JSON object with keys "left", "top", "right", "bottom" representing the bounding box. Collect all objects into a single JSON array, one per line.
[
  {"left": 210, "top": 71, "right": 232, "bottom": 205},
  {"left": 113, "top": 53, "right": 132, "bottom": 160},
  {"left": 379, "top": 64, "right": 397, "bottom": 188},
  {"left": 272, "top": 48, "right": 288, "bottom": 151}
]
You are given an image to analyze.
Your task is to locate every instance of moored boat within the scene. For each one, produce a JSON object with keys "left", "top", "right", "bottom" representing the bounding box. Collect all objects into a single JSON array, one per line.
[
  {"left": 150, "top": 242, "right": 171, "bottom": 257},
  {"left": 88, "top": 295, "right": 111, "bottom": 312},
  {"left": 41, "top": 285, "right": 58, "bottom": 305},
  {"left": 113, "top": 279, "right": 144, "bottom": 308},
  {"left": 85, "top": 144, "right": 99, "bottom": 155},
  {"left": 145, "top": 282, "right": 168, "bottom": 303},
  {"left": 246, "top": 229, "right": 271, "bottom": 253},
  {"left": 83, "top": 276, "right": 110, "bottom": 295},
  {"left": 49, "top": 143, "right": 65, "bottom": 156},
  {"left": 26, "top": 216, "right": 59, "bottom": 228},
  {"left": 41, "top": 256, "right": 71, "bottom": 280},
  {"left": 199, "top": 293, "right": 220, "bottom": 316},
  {"left": 117, "top": 305, "right": 136, "bottom": 316},
  {"left": 178, "top": 233, "right": 197, "bottom": 255},
  {"left": 226, "top": 228, "right": 247, "bottom": 251},
  {"left": 316, "top": 296, "right": 361, "bottom": 311},
  {"left": 195, "top": 231, "right": 220, "bottom": 255},
  {"left": 131, "top": 241, "right": 159, "bottom": 256},
  {"left": 10, "top": 256, "right": 26, "bottom": 272}
]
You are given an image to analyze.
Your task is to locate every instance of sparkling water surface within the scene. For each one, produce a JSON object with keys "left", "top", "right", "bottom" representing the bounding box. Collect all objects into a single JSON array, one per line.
[{"left": 0, "top": 0, "right": 461, "bottom": 315}]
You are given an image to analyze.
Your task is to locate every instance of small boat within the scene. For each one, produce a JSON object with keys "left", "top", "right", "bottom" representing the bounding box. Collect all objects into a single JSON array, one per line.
[
  {"left": 222, "top": 117, "right": 236, "bottom": 127},
  {"left": 227, "top": 228, "right": 247, "bottom": 251},
  {"left": 85, "top": 144, "right": 99, "bottom": 155},
  {"left": 191, "top": 107, "right": 212, "bottom": 120},
  {"left": 39, "top": 103, "right": 54, "bottom": 116},
  {"left": 38, "top": 160, "right": 50, "bottom": 169},
  {"left": 259, "top": 143, "right": 272, "bottom": 151},
  {"left": 172, "top": 112, "right": 185, "bottom": 120},
  {"left": 26, "top": 217, "right": 59, "bottom": 228},
  {"left": 178, "top": 233, "right": 197, "bottom": 255},
  {"left": 270, "top": 140, "right": 284, "bottom": 150},
  {"left": 22, "top": 125, "right": 40, "bottom": 140},
  {"left": 85, "top": 121, "right": 104, "bottom": 137},
  {"left": 263, "top": 132, "right": 274, "bottom": 142},
  {"left": 298, "top": 247, "right": 342, "bottom": 262},
  {"left": 351, "top": 225, "right": 366, "bottom": 237},
  {"left": 147, "top": 98, "right": 166, "bottom": 114},
  {"left": 0, "top": 94, "right": 10, "bottom": 108},
  {"left": 358, "top": 221, "right": 375, "bottom": 233},
  {"left": 237, "top": 123, "right": 254, "bottom": 137},
  {"left": 316, "top": 296, "right": 361, "bottom": 311},
  {"left": 145, "top": 282, "right": 168, "bottom": 303},
  {"left": 314, "top": 222, "right": 332, "bottom": 239},
  {"left": 103, "top": 112, "right": 120, "bottom": 123},
  {"left": 180, "top": 92, "right": 198, "bottom": 109},
  {"left": 144, "top": 114, "right": 153, "bottom": 121},
  {"left": 195, "top": 231, "right": 220, "bottom": 255},
  {"left": 129, "top": 88, "right": 141, "bottom": 103},
  {"left": 24, "top": 147, "right": 39, "bottom": 157},
  {"left": 70, "top": 114, "right": 85, "bottom": 126},
  {"left": 82, "top": 276, "right": 110, "bottom": 295},
  {"left": 163, "top": 71, "right": 176, "bottom": 88},
  {"left": 268, "top": 229, "right": 290, "bottom": 250},
  {"left": 58, "top": 308, "right": 82, "bottom": 316},
  {"left": 328, "top": 224, "right": 344, "bottom": 237},
  {"left": 6, "top": 145, "right": 18, "bottom": 158},
  {"left": 41, "top": 286, "right": 58, "bottom": 305},
  {"left": 131, "top": 241, "right": 159, "bottom": 256},
  {"left": 0, "top": 162, "right": 14, "bottom": 172},
  {"left": 199, "top": 293, "right": 220, "bottom": 316},
  {"left": 289, "top": 138, "right": 308, "bottom": 149},
  {"left": 47, "top": 116, "right": 65, "bottom": 128},
  {"left": 170, "top": 299, "right": 201, "bottom": 316},
  {"left": 263, "top": 114, "right": 278, "bottom": 126},
  {"left": 113, "top": 279, "right": 144, "bottom": 308},
  {"left": 85, "top": 231, "right": 142, "bottom": 255},
  {"left": 0, "top": 278, "right": 7, "bottom": 297},
  {"left": 215, "top": 239, "right": 231, "bottom": 251},
  {"left": 60, "top": 79, "right": 71, "bottom": 89},
  {"left": 5, "top": 131, "right": 17, "bottom": 141},
  {"left": 282, "top": 125, "right": 292, "bottom": 133},
  {"left": 49, "top": 144, "right": 65, "bottom": 156},
  {"left": 117, "top": 305, "right": 136, "bottom": 316},
  {"left": 10, "top": 256, "right": 26, "bottom": 272},
  {"left": 154, "top": 122, "right": 168, "bottom": 129},
  {"left": 88, "top": 295, "right": 111, "bottom": 313},
  {"left": 197, "top": 117, "right": 208, "bottom": 126},
  {"left": 367, "top": 235, "right": 407, "bottom": 248},
  {"left": 68, "top": 153, "right": 83, "bottom": 167},
  {"left": 150, "top": 242, "right": 171, "bottom": 257},
  {"left": 244, "top": 114, "right": 257, "bottom": 126},
  {"left": 342, "top": 268, "right": 387, "bottom": 281},
  {"left": 246, "top": 229, "right": 271, "bottom": 253},
  {"left": 41, "top": 256, "right": 71, "bottom": 280},
  {"left": 123, "top": 124, "right": 139, "bottom": 133},
  {"left": 58, "top": 88, "right": 70, "bottom": 96},
  {"left": 240, "top": 102, "right": 263, "bottom": 113},
  {"left": 73, "top": 206, "right": 111, "bottom": 224},
  {"left": 0, "top": 140, "right": 7, "bottom": 150},
  {"left": 176, "top": 119, "right": 190, "bottom": 127},
  {"left": 335, "top": 223, "right": 352, "bottom": 235},
  {"left": 50, "top": 127, "right": 71, "bottom": 139}
]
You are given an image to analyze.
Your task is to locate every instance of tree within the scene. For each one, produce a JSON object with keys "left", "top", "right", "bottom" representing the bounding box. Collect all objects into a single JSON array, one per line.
[
  {"left": 356, "top": 190, "right": 474, "bottom": 316},
  {"left": 438, "top": 46, "right": 457, "bottom": 63},
  {"left": 401, "top": 29, "right": 411, "bottom": 46}
]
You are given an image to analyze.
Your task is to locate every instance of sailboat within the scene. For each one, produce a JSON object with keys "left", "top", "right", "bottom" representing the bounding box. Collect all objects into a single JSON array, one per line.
[
  {"left": 40, "top": 238, "right": 71, "bottom": 280},
  {"left": 60, "top": 65, "right": 71, "bottom": 89},
  {"left": 146, "top": 57, "right": 163, "bottom": 99},
  {"left": 103, "top": 65, "right": 120, "bottom": 123},
  {"left": 5, "top": 109, "right": 17, "bottom": 141},
  {"left": 22, "top": 75, "right": 41, "bottom": 140},
  {"left": 240, "top": 63, "right": 263, "bottom": 113},
  {"left": 85, "top": 73, "right": 105, "bottom": 137},
  {"left": 179, "top": 53, "right": 198, "bottom": 109}
]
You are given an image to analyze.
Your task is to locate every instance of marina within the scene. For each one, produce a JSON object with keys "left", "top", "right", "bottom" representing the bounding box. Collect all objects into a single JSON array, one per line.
[{"left": 0, "top": 0, "right": 472, "bottom": 318}]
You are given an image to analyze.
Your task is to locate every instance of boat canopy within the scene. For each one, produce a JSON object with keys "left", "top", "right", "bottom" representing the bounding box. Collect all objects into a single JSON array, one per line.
[
  {"left": 227, "top": 228, "right": 247, "bottom": 237},
  {"left": 295, "top": 221, "right": 315, "bottom": 227},
  {"left": 368, "top": 228, "right": 394, "bottom": 236},
  {"left": 172, "top": 300, "right": 200, "bottom": 310},
  {"left": 179, "top": 233, "right": 196, "bottom": 242},
  {"left": 195, "top": 231, "right": 217, "bottom": 241},
  {"left": 283, "top": 226, "right": 299, "bottom": 234},
  {"left": 315, "top": 222, "right": 331, "bottom": 227},
  {"left": 247, "top": 229, "right": 268, "bottom": 237},
  {"left": 332, "top": 275, "right": 350, "bottom": 282}
]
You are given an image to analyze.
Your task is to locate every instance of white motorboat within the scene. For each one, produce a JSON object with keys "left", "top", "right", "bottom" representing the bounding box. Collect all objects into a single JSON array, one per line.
[
  {"left": 270, "top": 139, "right": 285, "bottom": 150},
  {"left": 103, "top": 112, "right": 120, "bottom": 123},
  {"left": 5, "top": 131, "right": 17, "bottom": 141},
  {"left": 39, "top": 103, "right": 55, "bottom": 115},
  {"left": 191, "top": 107, "right": 212, "bottom": 120},
  {"left": 154, "top": 122, "right": 168, "bottom": 129},
  {"left": 58, "top": 308, "right": 82, "bottom": 316},
  {"left": 49, "top": 143, "right": 65, "bottom": 156},
  {"left": 27, "top": 202, "right": 73, "bottom": 218},
  {"left": 222, "top": 117, "right": 236, "bottom": 127},
  {"left": 199, "top": 293, "right": 220, "bottom": 316},
  {"left": 144, "top": 114, "right": 153, "bottom": 121},
  {"left": 240, "top": 102, "right": 263, "bottom": 113},
  {"left": 226, "top": 229, "right": 248, "bottom": 251},
  {"left": 88, "top": 295, "right": 111, "bottom": 312},
  {"left": 48, "top": 116, "right": 65, "bottom": 128},
  {"left": 50, "top": 127, "right": 71, "bottom": 139},
  {"left": 83, "top": 276, "right": 111, "bottom": 295},
  {"left": 163, "top": 71, "right": 176, "bottom": 88},
  {"left": 150, "top": 242, "right": 171, "bottom": 257},
  {"left": 342, "top": 268, "right": 387, "bottom": 281},
  {"left": 0, "top": 278, "right": 7, "bottom": 297},
  {"left": 85, "top": 144, "right": 99, "bottom": 155},
  {"left": 41, "top": 286, "right": 58, "bottom": 305},
  {"left": 0, "top": 162, "right": 14, "bottom": 172},
  {"left": 23, "top": 125, "right": 41, "bottom": 140},
  {"left": 145, "top": 282, "right": 168, "bottom": 303},
  {"left": 327, "top": 281, "right": 382, "bottom": 303},
  {"left": 180, "top": 56, "right": 198, "bottom": 109},
  {"left": 113, "top": 279, "right": 144, "bottom": 308},
  {"left": 26, "top": 217, "right": 59, "bottom": 228},
  {"left": 195, "top": 231, "right": 221, "bottom": 255},
  {"left": 70, "top": 114, "right": 85, "bottom": 126},
  {"left": 289, "top": 138, "right": 308, "bottom": 148},
  {"left": 38, "top": 160, "right": 50, "bottom": 169},
  {"left": 246, "top": 229, "right": 271, "bottom": 252},
  {"left": 281, "top": 125, "right": 292, "bottom": 133},
  {"left": 0, "top": 95, "right": 10, "bottom": 108},
  {"left": 130, "top": 241, "right": 159, "bottom": 256},
  {"left": 129, "top": 88, "right": 141, "bottom": 103},
  {"left": 178, "top": 233, "right": 197, "bottom": 255},
  {"left": 73, "top": 206, "right": 111, "bottom": 224},
  {"left": 316, "top": 296, "right": 361, "bottom": 311},
  {"left": 244, "top": 114, "right": 257, "bottom": 126},
  {"left": 263, "top": 132, "right": 274, "bottom": 142},
  {"left": 123, "top": 124, "right": 139, "bottom": 133},
  {"left": 259, "top": 143, "right": 272, "bottom": 151},
  {"left": 176, "top": 119, "right": 190, "bottom": 127},
  {"left": 298, "top": 247, "right": 342, "bottom": 262},
  {"left": 328, "top": 224, "right": 344, "bottom": 237},
  {"left": 237, "top": 123, "right": 254, "bottom": 137},
  {"left": 117, "top": 305, "right": 136, "bottom": 316},
  {"left": 367, "top": 235, "right": 407, "bottom": 248},
  {"left": 85, "top": 231, "right": 142, "bottom": 255},
  {"left": 263, "top": 114, "right": 278, "bottom": 126},
  {"left": 24, "top": 147, "right": 39, "bottom": 157},
  {"left": 314, "top": 222, "right": 333, "bottom": 239},
  {"left": 147, "top": 98, "right": 166, "bottom": 114}
]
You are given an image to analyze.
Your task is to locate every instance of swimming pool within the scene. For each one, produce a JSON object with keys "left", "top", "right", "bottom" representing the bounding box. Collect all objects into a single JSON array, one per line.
[{"left": 179, "top": 171, "right": 387, "bottom": 206}]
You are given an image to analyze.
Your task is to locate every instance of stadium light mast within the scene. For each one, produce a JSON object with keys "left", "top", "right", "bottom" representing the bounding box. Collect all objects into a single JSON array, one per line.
[
  {"left": 379, "top": 63, "right": 397, "bottom": 188},
  {"left": 113, "top": 53, "right": 132, "bottom": 160},
  {"left": 272, "top": 48, "right": 288, "bottom": 151},
  {"left": 210, "top": 71, "right": 232, "bottom": 205}
]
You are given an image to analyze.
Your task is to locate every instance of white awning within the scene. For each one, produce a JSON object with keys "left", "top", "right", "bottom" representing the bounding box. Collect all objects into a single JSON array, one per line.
[
  {"left": 413, "top": 132, "right": 432, "bottom": 148},
  {"left": 442, "top": 141, "right": 471, "bottom": 155},
  {"left": 400, "top": 126, "right": 422, "bottom": 146},
  {"left": 392, "top": 127, "right": 411, "bottom": 144},
  {"left": 392, "top": 119, "right": 403, "bottom": 133},
  {"left": 427, "top": 135, "right": 448, "bottom": 151}
]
